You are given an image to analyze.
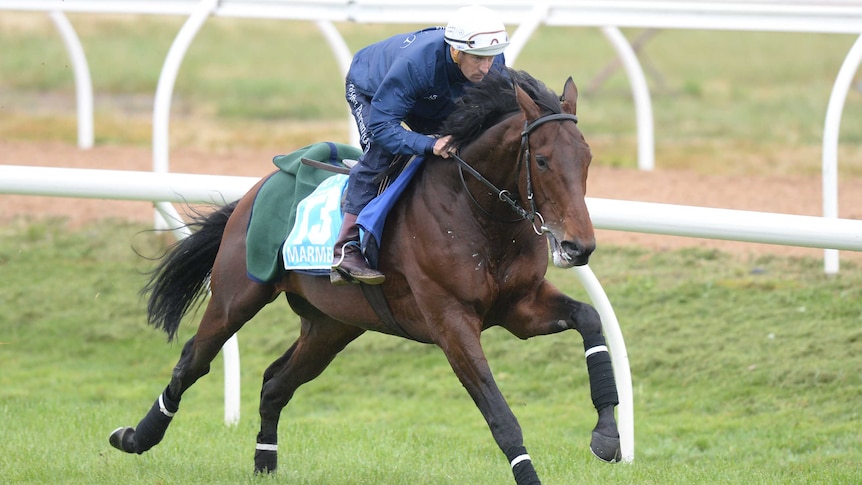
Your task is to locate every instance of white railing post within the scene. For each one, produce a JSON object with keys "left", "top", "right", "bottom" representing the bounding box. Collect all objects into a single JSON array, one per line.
[
  {"left": 600, "top": 26, "right": 655, "bottom": 172},
  {"left": 314, "top": 20, "right": 356, "bottom": 146},
  {"left": 821, "top": 33, "right": 862, "bottom": 275},
  {"left": 503, "top": 2, "right": 548, "bottom": 67},
  {"left": 222, "top": 335, "right": 241, "bottom": 425},
  {"left": 153, "top": 0, "right": 218, "bottom": 175},
  {"left": 152, "top": 196, "right": 242, "bottom": 426},
  {"left": 151, "top": 0, "right": 218, "bottom": 230},
  {"left": 573, "top": 264, "right": 635, "bottom": 463},
  {"left": 48, "top": 10, "right": 94, "bottom": 149}
]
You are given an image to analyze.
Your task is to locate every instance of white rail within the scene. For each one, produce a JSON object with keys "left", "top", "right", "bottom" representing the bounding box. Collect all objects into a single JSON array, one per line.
[
  {"left": 4, "top": 165, "right": 860, "bottom": 251},
  {"left": 1, "top": 0, "right": 860, "bottom": 272}
]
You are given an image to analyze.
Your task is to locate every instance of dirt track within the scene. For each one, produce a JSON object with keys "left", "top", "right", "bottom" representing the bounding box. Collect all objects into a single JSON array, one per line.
[{"left": 2, "top": 139, "right": 861, "bottom": 261}]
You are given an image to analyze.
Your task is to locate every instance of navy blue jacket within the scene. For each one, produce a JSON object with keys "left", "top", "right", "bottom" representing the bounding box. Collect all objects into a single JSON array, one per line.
[{"left": 346, "top": 27, "right": 506, "bottom": 156}]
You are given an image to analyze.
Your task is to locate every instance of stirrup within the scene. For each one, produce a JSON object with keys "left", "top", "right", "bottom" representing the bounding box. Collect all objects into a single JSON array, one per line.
[
  {"left": 330, "top": 242, "right": 385, "bottom": 286},
  {"left": 330, "top": 264, "right": 385, "bottom": 286},
  {"left": 331, "top": 241, "right": 360, "bottom": 270},
  {"left": 330, "top": 267, "right": 353, "bottom": 286},
  {"left": 349, "top": 270, "right": 385, "bottom": 285}
]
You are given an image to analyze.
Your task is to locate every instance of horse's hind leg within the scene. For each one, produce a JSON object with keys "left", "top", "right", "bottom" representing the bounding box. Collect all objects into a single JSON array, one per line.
[
  {"left": 254, "top": 307, "right": 364, "bottom": 474},
  {"left": 110, "top": 281, "right": 276, "bottom": 455}
]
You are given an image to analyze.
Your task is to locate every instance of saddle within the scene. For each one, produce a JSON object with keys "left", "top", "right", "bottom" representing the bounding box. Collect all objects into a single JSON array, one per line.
[
  {"left": 246, "top": 143, "right": 423, "bottom": 339},
  {"left": 245, "top": 142, "right": 361, "bottom": 283}
]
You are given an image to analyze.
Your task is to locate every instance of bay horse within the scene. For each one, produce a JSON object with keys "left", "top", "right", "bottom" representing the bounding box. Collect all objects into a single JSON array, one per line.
[{"left": 109, "top": 69, "right": 620, "bottom": 485}]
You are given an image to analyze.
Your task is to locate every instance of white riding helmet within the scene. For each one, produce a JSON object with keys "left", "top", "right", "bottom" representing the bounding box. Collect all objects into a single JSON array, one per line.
[{"left": 444, "top": 5, "right": 509, "bottom": 57}]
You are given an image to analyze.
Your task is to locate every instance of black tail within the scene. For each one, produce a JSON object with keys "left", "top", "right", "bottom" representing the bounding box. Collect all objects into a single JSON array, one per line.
[{"left": 142, "top": 201, "right": 239, "bottom": 341}]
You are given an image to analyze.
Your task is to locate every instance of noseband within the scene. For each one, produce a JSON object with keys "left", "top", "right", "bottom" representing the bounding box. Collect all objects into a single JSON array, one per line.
[{"left": 452, "top": 112, "right": 579, "bottom": 235}]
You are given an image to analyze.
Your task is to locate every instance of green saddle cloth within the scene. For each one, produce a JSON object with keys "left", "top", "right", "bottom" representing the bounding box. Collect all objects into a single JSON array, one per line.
[{"left": 246, "top": 142, "right": 362, "bottom": 283}]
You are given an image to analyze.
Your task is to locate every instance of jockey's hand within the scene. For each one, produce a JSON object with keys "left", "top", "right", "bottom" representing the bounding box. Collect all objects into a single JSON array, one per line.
[{"left": 432, "top": 135, "right": 455, "bottom": 159}]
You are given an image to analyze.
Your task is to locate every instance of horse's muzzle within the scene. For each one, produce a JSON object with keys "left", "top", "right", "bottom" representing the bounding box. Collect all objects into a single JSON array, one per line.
[{"left": 549, "top": 234, "right": 595, "bottom": 268}]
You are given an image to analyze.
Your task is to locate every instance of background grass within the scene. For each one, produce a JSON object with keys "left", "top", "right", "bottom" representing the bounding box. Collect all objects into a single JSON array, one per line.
[
  {"left": 0, "top": 220, "right": 860, "bottom": 484},
  {"left": 0, "top": 12, "right": 861, "bottom": 176}
]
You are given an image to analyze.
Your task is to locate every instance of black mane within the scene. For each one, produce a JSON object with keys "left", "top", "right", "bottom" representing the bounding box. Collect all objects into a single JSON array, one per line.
[{"left": 441, "top": 68, "right": 562, "bottom": 148}]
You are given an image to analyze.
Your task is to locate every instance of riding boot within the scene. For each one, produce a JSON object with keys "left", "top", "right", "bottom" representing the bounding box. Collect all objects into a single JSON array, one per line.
[{"left": 331, "top": 212, "right": 385, "bottom": 286}]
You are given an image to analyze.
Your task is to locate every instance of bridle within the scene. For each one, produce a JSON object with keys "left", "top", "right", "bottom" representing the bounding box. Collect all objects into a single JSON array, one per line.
[{"left": 452, "top": 112, "right": 579, "bottom": 235}]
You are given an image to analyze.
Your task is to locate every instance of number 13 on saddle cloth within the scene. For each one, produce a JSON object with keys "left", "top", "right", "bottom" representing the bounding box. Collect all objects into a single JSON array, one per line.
[{"left": 245, "top": 141, "right": 421, "bottom": 282}]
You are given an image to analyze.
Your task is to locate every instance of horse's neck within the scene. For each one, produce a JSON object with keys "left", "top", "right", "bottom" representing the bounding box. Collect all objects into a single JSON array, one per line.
[
  {"left": 416, "top": 150, "right": 526, "bottom": 234},
  {"left": 458, "top": 142, "right": 523, "bottom": 215},
  {"left": 403, "top": 155, "right": 545, "bottom": 272},
  {"left": 385, "top": 152, "right": 545, "bottom": 282},
  {"left": 398, "top": 117, "right": 528, "bottom": 236}
]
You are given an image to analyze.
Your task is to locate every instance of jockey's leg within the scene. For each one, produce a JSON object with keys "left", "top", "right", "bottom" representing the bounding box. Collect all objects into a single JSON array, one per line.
[
  {"left": 331, "top": 211, "right": 385, "bottom": 285},
  {"left": 330, "top": 129, "right": 391, "bottom": 286}
]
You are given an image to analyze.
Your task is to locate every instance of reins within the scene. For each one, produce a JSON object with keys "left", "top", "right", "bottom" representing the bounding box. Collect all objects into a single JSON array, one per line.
[{"left": 452, "top": 112, "right": 578, "bottom": 235}]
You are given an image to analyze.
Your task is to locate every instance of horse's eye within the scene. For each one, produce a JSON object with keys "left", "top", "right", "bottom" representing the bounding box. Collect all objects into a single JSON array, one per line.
[{"left": 535, "top": 155, "right": 549, "bottom": 170}]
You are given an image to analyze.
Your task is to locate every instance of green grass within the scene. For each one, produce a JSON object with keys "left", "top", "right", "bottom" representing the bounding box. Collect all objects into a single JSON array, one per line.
[
  {"left": 1, "top": 219, "right": 860, "bottom": 484},
  {"left": 1, "top": 13, "right": 861, "bottom": 176}
]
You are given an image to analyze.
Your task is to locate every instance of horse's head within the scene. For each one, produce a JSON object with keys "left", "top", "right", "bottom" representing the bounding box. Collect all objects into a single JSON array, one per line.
[
  {"left": 441, "top": 69, "right": 595, "bottom": 268},
  {"left": 513, "top": 74, "right": 595, "bottom": 267}
]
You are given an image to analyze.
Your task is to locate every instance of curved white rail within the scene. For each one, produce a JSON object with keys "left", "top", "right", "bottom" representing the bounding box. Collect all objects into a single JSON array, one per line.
[
  {"left": 152, "top": 199, "right": 240, "bottom": 425},
  {"left": 503, "top": 2, "right": 549, "bottom": 65},
  {"left": 600, "top": 26, "right": 655, "bottom": 171},
  {"left": 573, "top": 264, "right": 634, "bottom": 463},
  {"left": 48, "top": 10, "right": 93, "bottom": 149},
  {"left": 314, "top": 20, "right": 357, "bottom": 146},
  {"left": 153, "top": 0, "right": 218, "bottom": 175},
  {"left": 822, "top": 33, "right": 862, "bottom": 274}
]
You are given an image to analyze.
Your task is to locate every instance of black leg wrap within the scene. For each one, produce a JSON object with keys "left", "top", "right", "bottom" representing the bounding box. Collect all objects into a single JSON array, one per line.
[
  {"left": 583, "top": 335, "right": 619, "bottom": 410},
  {"left": 254, "top": 433, "right": 278, "bottom": 474},
  {"left": 131, "top": 389, "right": 179, "bottom": 454},
  {"left": 505, "top": 446, "right": 541, "bottom": 485},
  {"left": 583, "top": 335, "right": 622, "bottom": 463}
]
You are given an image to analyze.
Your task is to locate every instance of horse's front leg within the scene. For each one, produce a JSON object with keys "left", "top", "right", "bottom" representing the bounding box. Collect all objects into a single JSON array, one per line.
[
  {"left": 433, "top": 315, "right": 542, "bottom": 485},
  {"left": 501, "top": 280, "right": 621, "bottom": 463}
]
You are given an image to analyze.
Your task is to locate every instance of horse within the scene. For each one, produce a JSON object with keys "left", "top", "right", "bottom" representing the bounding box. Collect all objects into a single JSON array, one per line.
[{"left": 108, "top": 69, "right": 621, "bottom": 485}]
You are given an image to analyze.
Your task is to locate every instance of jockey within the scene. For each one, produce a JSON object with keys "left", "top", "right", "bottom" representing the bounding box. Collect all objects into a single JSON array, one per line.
[{"left": 332, "top": 4, "right": 510, "bottom": 286}]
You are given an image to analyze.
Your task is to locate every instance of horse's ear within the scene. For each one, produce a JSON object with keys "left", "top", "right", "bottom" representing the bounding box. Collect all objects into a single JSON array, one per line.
[
  {"left": 560, "top": 76, "right": 578, "bottom": 115},
  {"left": 515, "top": 82, "right": 542, "bottom": 121}
]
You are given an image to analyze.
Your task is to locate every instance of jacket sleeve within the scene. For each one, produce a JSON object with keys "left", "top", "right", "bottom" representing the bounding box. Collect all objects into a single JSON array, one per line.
[{"left": 367, "top": 58, "right": 437, "bottom": 156}]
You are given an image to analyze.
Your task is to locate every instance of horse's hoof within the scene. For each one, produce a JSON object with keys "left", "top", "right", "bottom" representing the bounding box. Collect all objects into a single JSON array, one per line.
[
  {"left": 109, "top": 426, "right": 137, "bottom": 454},
  {"left": 590, "top": 430, "right": 621, "bottom": 463},
  {"left": 254, "top": 448, "right": 278, "bottom": 474}
]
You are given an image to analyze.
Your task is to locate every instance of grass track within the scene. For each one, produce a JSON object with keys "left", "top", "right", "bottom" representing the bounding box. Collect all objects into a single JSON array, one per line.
[{"left": 1, "top": 219, "right": 860, "bottom": 484}]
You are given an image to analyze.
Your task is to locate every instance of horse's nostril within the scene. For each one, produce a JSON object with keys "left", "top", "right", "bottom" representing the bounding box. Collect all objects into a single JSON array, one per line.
[{"left": 562, "top": 239, "right": 596, "bottom": 263}]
